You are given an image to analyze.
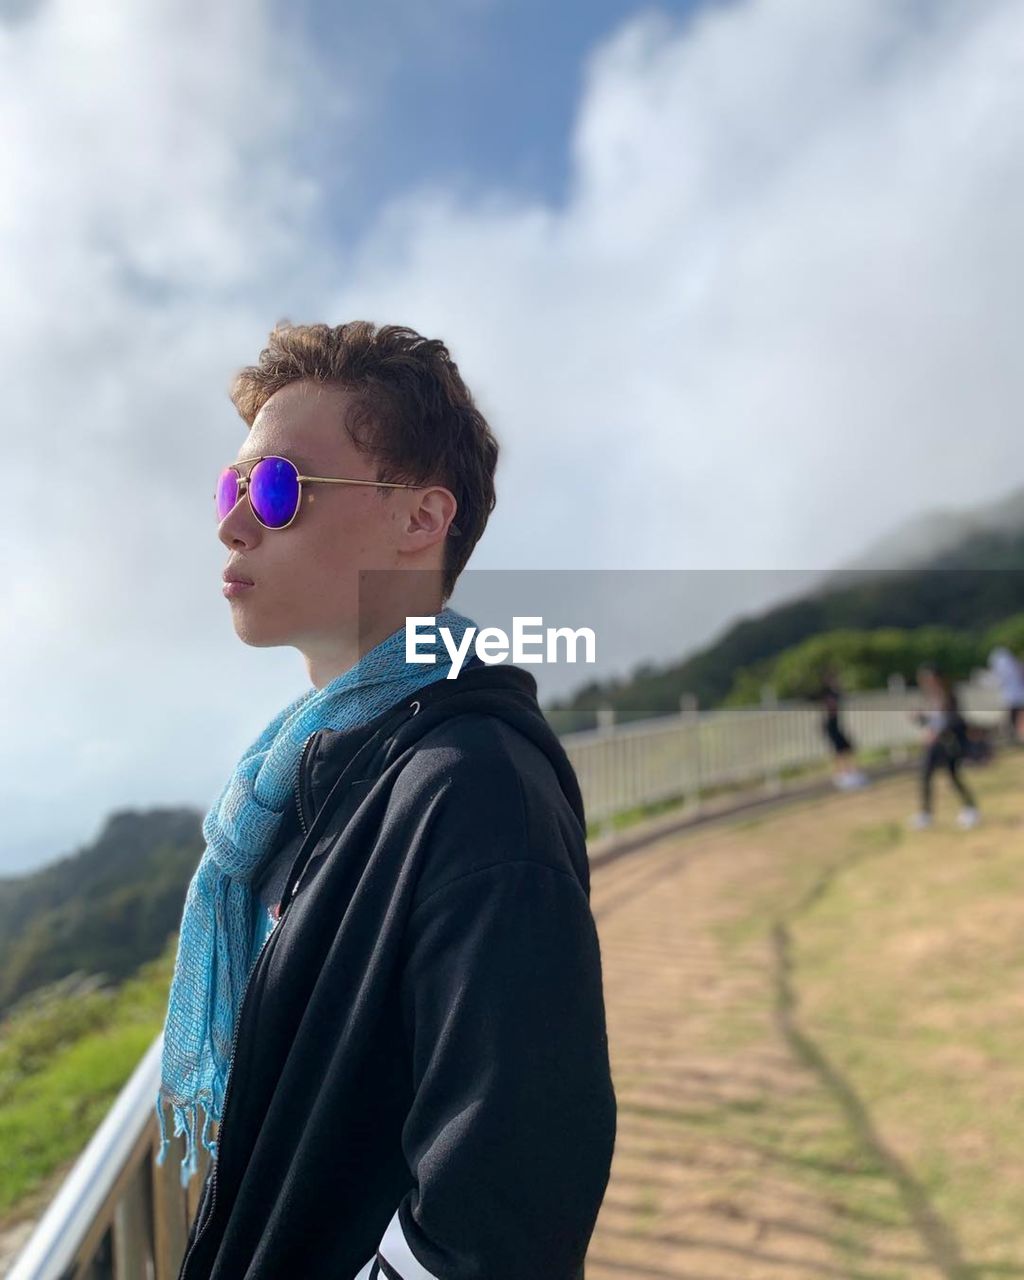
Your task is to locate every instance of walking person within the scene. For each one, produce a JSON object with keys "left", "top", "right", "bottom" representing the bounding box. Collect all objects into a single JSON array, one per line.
[
  {"left": 818, "top": 665, "right": 867, "bottom": 790},
  {"left": 987, "top": 645, "right": 1024, "bottom": 745},
  {"left": 908, "top": 662, "right": 980, "bottom": 830},
  {"left": 158, "top": 321, "right": 616, "bottom": 1280}
]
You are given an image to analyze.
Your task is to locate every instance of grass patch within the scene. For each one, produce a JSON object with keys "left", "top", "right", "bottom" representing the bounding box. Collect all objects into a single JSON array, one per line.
[
  {"left": 686, "top": 753, "right": 1024, "bottom": 1272},
  {"left": 787, "top": 764, "right": 1024, "bottom": 1266},
  {"left": 0, "top": 942, "right": 174, "bottom": 1216}
]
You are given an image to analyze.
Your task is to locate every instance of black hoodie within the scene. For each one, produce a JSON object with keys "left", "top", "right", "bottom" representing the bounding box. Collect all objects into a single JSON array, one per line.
[{"left": 177, "top": 655, "right": 617, "bottom": 1280}]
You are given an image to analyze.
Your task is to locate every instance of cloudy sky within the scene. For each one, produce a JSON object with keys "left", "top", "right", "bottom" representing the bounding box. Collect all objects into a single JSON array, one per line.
[{"left": 2, "top": 0, "right": 1023, "bottom": 873}]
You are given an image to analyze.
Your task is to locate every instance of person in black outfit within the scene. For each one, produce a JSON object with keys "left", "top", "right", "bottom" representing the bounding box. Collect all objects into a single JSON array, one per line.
[
  {"left": 818, "top": 666, "right": 867, "bottom": 790},
  {"left": 909, "top": 663, "right": 980, "bottom": 830}
]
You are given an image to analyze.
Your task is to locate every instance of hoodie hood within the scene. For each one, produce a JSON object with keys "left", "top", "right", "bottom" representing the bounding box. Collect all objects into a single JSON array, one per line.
[{"left": 303, "top": 655, "right": 586, "bottom": 836}]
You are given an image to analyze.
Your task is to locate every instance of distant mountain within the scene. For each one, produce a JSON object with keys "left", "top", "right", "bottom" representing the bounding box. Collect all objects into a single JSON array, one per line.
[
  {"left": 0, "top": 808, "right": 203, "bottom": 1015},
  {"left": 831, "top": 485, "right": 1024, "bottom": 577},
  {"left": 545, "top": 490, "right": 1024, "bottom": 731}
]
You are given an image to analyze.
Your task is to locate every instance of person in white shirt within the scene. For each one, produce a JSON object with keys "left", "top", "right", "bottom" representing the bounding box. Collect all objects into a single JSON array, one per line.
[{"left": 987, "top": 646, "right": 1024, "bottom": 745}]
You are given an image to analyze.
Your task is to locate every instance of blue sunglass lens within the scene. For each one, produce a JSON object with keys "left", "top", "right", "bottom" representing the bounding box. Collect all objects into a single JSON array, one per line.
[
  {"left": 215, "top": 467, "right": 239, "bottom": 521},
  {"left": 249, "top": 457, "right": 300, "bottom": 528}
]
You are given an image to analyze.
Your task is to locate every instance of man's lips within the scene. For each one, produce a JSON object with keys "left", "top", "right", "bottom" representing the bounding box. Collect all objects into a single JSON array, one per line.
[{"left": 223, "top": 568, "right": 255, "bottom": 597}]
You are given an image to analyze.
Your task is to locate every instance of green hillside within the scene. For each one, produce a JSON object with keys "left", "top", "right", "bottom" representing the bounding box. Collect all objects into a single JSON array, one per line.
[
  {"left": 0, "top": 944, "right": 175, "bottom": 1215},
  {"left": 546, "top": 538, "right": 1024, "bottom": 730},
  {"left": 0, "top": 809, "right": 203, "bottom": 1016},
  {"left": 723, "top": 615, "right": 1024, "bottom": 706}
]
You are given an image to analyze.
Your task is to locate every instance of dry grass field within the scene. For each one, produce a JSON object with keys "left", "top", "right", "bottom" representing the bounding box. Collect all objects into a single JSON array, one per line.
[{"left": 586, "top": 751, "right": 1024, "bottom": 1279}]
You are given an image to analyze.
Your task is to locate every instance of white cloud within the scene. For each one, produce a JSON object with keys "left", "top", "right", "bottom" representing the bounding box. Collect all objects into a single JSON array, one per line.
[
  {"left": 1, "top": 0, "right": 340, "bottom": 871},
  {"left": 3, "top": 0, "right": 1024, "bottom": 871},
  {"left": 331, "top": 0, "right": 1024, "bottom": 572}
]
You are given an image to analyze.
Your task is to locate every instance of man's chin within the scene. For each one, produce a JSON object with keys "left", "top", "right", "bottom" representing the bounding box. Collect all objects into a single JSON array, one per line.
[{"left": 229, "top": 612, "right": 291, "bottom": 649}]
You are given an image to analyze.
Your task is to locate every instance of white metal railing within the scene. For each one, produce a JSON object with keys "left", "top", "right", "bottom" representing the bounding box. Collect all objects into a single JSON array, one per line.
[
  {"left": 6, "top": 677, "right": 1006, "bottom": 1278},
  {"left": 561, "top": 677, "right": 1003, "bottom": 830}
]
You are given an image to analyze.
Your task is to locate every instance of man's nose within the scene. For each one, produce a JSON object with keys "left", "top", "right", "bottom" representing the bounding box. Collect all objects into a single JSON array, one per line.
[{"left": 218, "top": 491, "right": 262, "bottom": 549}]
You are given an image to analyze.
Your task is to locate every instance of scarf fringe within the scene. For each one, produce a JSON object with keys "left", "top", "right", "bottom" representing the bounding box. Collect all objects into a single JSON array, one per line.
[{"left": 155, "top": 1091, "right": 219, "bottom": 1188}]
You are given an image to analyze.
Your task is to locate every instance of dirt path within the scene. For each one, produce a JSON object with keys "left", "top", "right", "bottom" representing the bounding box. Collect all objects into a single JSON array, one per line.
[{"left": 585, "top": 785, "right": 948, "bottom": 1279}]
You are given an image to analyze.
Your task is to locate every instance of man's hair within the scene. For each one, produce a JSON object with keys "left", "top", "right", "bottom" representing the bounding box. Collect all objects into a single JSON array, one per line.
[{"left": 228, "top": 320, "right": 498, "bottom": 603}]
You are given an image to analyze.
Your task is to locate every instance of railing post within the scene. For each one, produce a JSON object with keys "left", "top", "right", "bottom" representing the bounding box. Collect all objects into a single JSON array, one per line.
[
  {"left": 112, "top": 1157, "right": 154, "bottom": 1280},
  {"left": 887, "top": 672, "right": 909, "bottom": 764},
  {"left": 596, "top": 706, "right": 616, "bottom": 836},
  {"left": 679, "top": 693, "right": 701, "bottom": 813},
  {"left": 761, "top": 684, "right": 781, "bottom": 795},
  {"left": 152, "top": 1126, "right": 191, "bottom": 1280}
]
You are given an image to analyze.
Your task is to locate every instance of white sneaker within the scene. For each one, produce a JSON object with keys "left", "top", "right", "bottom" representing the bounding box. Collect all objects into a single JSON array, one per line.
[
  {"left": 834, "top": 771, "right": 865, "bottom": 790},
  {"left": 909, "top": 811, "right": 933, "bottom": 830},
  {"left": 957, "top": 807, "right": 981, "bottom": 830}
]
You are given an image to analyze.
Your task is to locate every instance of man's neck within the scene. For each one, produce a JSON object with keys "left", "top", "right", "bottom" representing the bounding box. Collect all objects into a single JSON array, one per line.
[{"left": 304, "top": 601, "right": 445, "bottom": 690}]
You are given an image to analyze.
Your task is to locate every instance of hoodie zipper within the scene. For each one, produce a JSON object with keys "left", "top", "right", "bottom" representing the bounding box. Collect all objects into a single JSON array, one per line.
[
  {"left": 178, "top": 731, "right": 318, "bottom": 1279},
  {"left": 179, "top": 927, "right": 273, "bottom": 1277},
  {"left": 292, "top": 730, "right": 318, "bottom": 836},
  {"left": 178, "top": 697, "right": 434, "bottom": 1276}
]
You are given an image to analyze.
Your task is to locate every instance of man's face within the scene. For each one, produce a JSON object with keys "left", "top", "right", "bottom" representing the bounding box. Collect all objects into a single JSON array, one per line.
[{"left": 217, "top": 380, "right": 422, "bottom": 654}]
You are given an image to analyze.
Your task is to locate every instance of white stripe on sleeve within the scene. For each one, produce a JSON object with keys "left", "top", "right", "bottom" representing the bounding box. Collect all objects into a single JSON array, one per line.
[{"left": 377, "top": 1207, "right": 440, "bottom": 1280}]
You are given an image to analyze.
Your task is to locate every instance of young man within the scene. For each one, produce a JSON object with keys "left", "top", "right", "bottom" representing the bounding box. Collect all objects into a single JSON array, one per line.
[{"left": 159, "top": 322, "right": 617, "bottom": 1279}]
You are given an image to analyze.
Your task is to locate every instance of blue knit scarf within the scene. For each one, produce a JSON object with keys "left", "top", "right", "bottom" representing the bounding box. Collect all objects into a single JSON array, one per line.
[{"left": 155, "top": 607, "right": 476, "bottom": 1185}]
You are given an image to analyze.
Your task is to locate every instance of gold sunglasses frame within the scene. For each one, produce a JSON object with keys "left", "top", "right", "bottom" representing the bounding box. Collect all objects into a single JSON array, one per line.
[{"left": 214, "top": 454, "right": 462, "bottom": 535}]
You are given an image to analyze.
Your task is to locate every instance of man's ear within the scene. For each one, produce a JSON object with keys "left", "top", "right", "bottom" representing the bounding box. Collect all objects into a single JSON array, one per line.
[{"left": 407, "top": 486, "right": 458, "bottom": 543}]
